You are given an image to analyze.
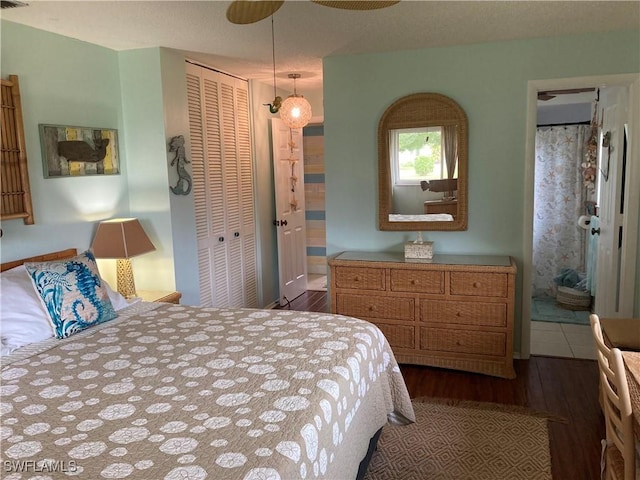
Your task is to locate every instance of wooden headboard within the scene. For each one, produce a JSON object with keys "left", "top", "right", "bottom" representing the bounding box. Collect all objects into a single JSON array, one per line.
[{"left": 1, "top": 248, "right": 77, "bottom": 272}]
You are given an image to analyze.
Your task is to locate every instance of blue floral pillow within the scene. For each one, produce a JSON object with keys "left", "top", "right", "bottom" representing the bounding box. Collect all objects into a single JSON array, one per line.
[{"left": 24, "top": 250, "right": 117, "bottom": 339}]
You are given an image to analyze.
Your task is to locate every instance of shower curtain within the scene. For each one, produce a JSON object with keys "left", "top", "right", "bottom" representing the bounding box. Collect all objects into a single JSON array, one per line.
[{"left": 532, "top": 124, "right": 589, "bottom": 297}]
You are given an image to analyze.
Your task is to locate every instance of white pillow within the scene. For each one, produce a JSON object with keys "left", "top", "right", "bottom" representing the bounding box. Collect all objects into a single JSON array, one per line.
[
  {"left": 0, "top": 265, "right": 134, "bottom": 354},
  {"left": 0, "top": 265, "right": 54, "bottom": 353},
  {"left": 103, "top": 280, "right": 137, "bottom": 311}
]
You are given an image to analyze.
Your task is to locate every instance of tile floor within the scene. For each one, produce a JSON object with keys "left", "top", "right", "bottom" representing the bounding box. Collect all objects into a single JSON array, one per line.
[{"left": 531, "top": 320, "right": 596, "bottom": 360}]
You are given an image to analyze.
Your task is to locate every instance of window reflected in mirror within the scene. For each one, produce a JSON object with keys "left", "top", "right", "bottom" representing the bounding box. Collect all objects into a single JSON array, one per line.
[
  {"left": 378, "top": 92, "right": 468, "bottom": 231},
  {"left": 390, "top": 126, "right": 459, "bottom": 218}
]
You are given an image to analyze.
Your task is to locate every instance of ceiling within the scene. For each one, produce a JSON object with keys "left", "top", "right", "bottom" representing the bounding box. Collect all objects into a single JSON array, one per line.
[{"left": 2, "top": 1, "right": 639, "bottom": 92}]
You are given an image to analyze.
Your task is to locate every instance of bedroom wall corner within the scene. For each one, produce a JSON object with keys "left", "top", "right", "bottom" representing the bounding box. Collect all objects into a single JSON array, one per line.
[
  {"left": 249, "top": 79, "right": 284, "bottom": 307},
  {"left": 118, "top": 48, "right": 176, "bottom": 293},
  {"left": 158, "top": 49, "right": 200, "bottom": 306}
]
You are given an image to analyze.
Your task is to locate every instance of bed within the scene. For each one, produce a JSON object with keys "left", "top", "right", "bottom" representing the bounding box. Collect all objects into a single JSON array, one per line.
[{"left": 0, "top": 249, "right": 415, "bottom": 479}]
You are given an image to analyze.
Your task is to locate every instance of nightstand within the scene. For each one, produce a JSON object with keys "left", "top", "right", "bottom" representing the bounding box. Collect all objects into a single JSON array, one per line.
[{"left": 137, "top": 290, "right": 182, "bottom": 304}]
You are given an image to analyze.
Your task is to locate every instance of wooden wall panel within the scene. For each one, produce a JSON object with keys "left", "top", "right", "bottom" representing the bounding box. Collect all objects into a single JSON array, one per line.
[
  {"left": 303, "top": 125, "right": 325, "bottom": 275},
  {"left": 1, "top": 74, "right": 34, "bottom": 225}
]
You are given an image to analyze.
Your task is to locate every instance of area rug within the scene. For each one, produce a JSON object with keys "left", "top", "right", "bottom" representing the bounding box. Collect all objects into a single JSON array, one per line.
[
  {"left": 365, "top": 398, "right": 560, "bottom": 480},
  {"left": 531, "top": 295, "right": 590, "bottom": 325}
]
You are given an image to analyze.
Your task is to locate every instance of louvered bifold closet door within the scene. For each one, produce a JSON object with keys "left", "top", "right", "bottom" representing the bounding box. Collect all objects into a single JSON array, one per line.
[
  {"left": 220, "top": 80, "right": 243, "bottom": 307},
  {"left": 186, "top": 63, "right": 257, "bottom": 308},
  {"left": 187, "top": 64, "right": 226, "bottom": 307},
  {"left": 236, "top": 86, "right": 258, "bottom": 307}
]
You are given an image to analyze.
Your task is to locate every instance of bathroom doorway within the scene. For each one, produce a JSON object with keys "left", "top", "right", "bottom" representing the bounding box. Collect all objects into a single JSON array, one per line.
[
  {"left": 522, "top": 73, "right": 640, "bottom": 360},
  {"left": 531, "top": 88, "right": 596, "bottom": 327},
  {"left": 530, "top": 89, "right": 596, "bottom": 358}
]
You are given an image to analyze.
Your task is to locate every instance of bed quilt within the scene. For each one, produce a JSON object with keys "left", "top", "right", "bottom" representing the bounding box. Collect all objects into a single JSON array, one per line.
[{"left": 0, "top": 303, "right": 414, "bottom": 479}]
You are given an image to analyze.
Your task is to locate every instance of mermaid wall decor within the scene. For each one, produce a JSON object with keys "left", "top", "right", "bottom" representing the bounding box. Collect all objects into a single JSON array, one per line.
[{"left": 169, "top": 135, "right": 192, "bottom": 195}]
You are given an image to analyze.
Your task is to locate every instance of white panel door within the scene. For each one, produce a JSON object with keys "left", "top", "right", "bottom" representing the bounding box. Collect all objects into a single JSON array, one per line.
[
  {"left": 593, "top": 86, "right": 629, "bottom": 316},
  {"left": 271, "top": 118, "right": 307, "bottom": 305}
]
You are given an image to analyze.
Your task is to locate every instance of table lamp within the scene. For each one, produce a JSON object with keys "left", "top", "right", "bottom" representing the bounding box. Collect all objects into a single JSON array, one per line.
[{"left": 91, "top": 218, "right": 155, "bottom": 298}]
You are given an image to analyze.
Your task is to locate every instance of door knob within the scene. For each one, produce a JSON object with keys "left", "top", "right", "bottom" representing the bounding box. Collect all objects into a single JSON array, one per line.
[{"left": 591, "top": 227, "right": 601, "bottom": 236}]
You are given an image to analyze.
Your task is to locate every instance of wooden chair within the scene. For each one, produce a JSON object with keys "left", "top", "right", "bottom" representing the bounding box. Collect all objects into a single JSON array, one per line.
[{"left": 590, "top": 314, "right": 637, "bottom": 480}]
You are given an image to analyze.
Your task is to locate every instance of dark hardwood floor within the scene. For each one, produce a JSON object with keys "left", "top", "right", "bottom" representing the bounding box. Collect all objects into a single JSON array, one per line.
[{"left": 276, "top": 290, "right": 605, "bottom": 480}]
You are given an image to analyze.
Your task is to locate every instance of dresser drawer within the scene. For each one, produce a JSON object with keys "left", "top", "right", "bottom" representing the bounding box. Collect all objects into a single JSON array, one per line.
[
  {"left": 420, "top": 300, "right": 506, "bottom": 327},
  {"left": 450, "top": 272, "right": 508, "bottom": 297},
  {"left": 375, "top": 323, "right": 415, "bottom": 350},
  {"left": 336, "top": 294, "right": 414, "bottom": 321},
  {"left": 334, "top": 266, "right": 385, "bottom": 291},
  {"left": 391, "top": 269, "right": 444, "bottom": 294},
  {"left": 420, "top": 327, "right": 506, "bottom": 356}
]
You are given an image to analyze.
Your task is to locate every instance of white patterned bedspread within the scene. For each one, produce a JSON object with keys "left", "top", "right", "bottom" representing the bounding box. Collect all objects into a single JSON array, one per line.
[{"left": 0, "top": 303, "right": 414, "bottom": 479}]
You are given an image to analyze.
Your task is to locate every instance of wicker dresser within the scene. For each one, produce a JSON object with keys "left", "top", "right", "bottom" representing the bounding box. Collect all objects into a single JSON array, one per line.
[{"left": 328, "top": 251, "right": 517, "bottom": 378}]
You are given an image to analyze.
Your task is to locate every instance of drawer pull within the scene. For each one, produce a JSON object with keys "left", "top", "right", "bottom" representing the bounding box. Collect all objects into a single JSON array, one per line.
[
  {"left": 354, "top": 276, "right": 360, "bottom": 282},
  {"left": 473, "top": 282, "right": 481, "bottom": 288},
  {"left": 368, "top": 305, "right": 376, "bottom": 312},
  {"left": 456, "top": 311, "right": 462, "bottom": 317},
  {"left": 411, "top": 279, "right": 419, "bottom": 285}
]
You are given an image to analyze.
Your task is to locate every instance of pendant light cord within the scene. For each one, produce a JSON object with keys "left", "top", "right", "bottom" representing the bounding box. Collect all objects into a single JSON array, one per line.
[{"left": 271, "top": 15, "right": 277, "bottom": 98}]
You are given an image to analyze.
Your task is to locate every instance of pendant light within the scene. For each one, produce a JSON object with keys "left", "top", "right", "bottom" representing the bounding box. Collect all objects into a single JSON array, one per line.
[{"left": 280, "top": 73, "right": 312, "bottom": 129}]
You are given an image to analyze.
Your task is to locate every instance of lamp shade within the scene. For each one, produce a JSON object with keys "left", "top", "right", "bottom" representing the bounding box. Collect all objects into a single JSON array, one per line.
[
  {"left": 91, "top": 218, "right": 155, "bottom": 259},
  {"left": 280, "top": 95, "right": 312, "bottom": 129}
]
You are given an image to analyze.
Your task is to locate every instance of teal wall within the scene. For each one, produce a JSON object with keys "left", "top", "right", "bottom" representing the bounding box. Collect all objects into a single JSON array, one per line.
[
  {"left": 0, "top": 19, "right": 291, "bottom": 307},
  {"left": 160, "top": 50, "right": 200, "bottom": 306},
  {"left": 0, "top": 21, "right": 129, "bottom": 264},
  {"left": 117, "top": 48, "right": 177, "bottom": 294},
  {"left": 323, "top": 30, "right": 640, "bottom": 351},
  {"left": 0, "top": 21, "right": 177, "bottom": 294}
]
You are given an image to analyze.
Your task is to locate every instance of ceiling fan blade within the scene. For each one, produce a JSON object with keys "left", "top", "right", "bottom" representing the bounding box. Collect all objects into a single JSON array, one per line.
[
  {"left": 538, "top": 88, "right": 595, "bottom": 97},
  {"left": 226, "top": 0, "right": 284, "bottom": 25},
  {"left": 311, "top": 1, "right": 399, "bottom": 10}
]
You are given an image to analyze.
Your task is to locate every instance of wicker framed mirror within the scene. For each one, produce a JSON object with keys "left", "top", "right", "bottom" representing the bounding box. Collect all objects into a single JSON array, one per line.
[{"left": 378, "top": 92, "right": 468, "bottom": 231}]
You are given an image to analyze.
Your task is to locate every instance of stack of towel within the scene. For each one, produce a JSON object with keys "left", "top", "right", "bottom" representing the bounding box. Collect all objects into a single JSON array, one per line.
[{"left": 554, "top": 268, "right": 588, "bottom": 291}]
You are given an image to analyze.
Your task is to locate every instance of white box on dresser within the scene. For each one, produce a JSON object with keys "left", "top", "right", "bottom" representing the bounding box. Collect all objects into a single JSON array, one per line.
[{"left": 328, "top": 251, "right": 517, "bottom": 379}]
